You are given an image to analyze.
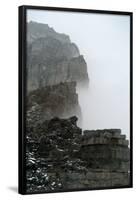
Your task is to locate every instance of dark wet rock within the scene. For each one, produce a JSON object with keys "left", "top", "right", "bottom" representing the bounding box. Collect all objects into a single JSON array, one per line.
[
  {"left": 79, "top": 129, "right": 130, "bottom": 172},
  {"left": 26, "top": 116, "right": 130, "bottom": 193},
  {"left": 26, "top": 116, "right": 85, "bottom": 192},
  {"left": 26, "top": 82, "right": 82, "bottom": 128},
  {"left": 37, "top": 116, "right": 82, "bottom": 159}
]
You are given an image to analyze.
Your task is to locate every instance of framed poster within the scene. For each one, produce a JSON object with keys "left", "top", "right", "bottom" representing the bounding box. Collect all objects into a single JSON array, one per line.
[{"left": 19, "top": 5, "right": 133, "bottom": 194}]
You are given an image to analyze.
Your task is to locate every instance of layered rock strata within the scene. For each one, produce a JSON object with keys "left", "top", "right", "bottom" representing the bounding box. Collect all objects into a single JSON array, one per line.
[
  {"left": 26, "top": 82, "right": 82, "bottom": 125},
  {"left": 27, "top": 21, "right": 89, "bottom": 92},
  {"left": 26, "top": 117, "right": 130, "bottom": 193}
]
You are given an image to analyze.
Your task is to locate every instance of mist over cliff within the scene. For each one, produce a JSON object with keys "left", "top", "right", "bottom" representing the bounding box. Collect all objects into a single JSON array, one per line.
[
  {"left": 26, "top": 21, "right": 89, "bottom": 125},
  {"left": 25, "top": 20, "right": 130, "bottom": 193},
  {"left": 27, "top": 12, "right": 130, "bottom": 140}
]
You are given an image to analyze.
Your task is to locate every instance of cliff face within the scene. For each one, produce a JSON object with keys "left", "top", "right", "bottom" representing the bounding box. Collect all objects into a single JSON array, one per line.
[
  {"left": 27, "top": 22, "right": 89, "bottom": 91},
  {"left": 26, "top": 117, "right": 130, "bottom": 192},
  {"left": 27, "top": 21, "right": 71, "bottom": 44},
  {"left": 25, "top": 22, "right": 130, "bottom": 193},
  {"left": 26, "top": 82, "right": 82, "bottom": 126}
]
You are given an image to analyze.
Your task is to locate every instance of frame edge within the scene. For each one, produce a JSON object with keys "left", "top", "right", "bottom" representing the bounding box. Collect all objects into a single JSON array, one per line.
[{"left": 18, "top": 5, "right": 27, "bottom": 195}]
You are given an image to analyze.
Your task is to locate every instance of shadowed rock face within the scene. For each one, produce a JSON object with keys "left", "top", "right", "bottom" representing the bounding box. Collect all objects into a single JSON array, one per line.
[
  {"left": 26, "top": 82, "right": 82, "bottom": 125},
  {"left": 26, "top": 117, "right": 130, "bottom": 193},
  {"left": 80, "top": 129, "right": 130, "bottom": 171},
  {"left": 27, "top": 22, "right": 89, "bottom": 92}
]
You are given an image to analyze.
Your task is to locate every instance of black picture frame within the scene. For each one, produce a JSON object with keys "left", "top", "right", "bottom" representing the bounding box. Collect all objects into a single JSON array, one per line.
[{"left": 19, "top": 5, "right": 133, "bottom": 195}]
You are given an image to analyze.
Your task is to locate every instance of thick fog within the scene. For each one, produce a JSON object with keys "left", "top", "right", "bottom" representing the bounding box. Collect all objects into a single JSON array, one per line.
[{"left": 27, "top": 10, "right": 130, "bottom": 139}]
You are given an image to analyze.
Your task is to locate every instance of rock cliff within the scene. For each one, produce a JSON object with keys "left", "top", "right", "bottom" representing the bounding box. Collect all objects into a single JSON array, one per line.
[
  {"left": 27, "top": 21, "right": 89, "bottom": 91},
  {"left": 26, "top": 82, "right": 82, "bottom": 126},
  {"left": 26, "top": 117, "right": 130, "bottom": 193},
  {"left": 25, "top": 22, "right": 130, "bottom": 193},
  {"left": 27, "top": 21, "right": 71, "bottom": 44}
]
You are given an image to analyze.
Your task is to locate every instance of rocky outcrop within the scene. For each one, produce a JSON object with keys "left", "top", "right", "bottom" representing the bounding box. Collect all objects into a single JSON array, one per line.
[
  {"left": 26, "top": 82, "right": 82, "bottom": 127},
  {"left": 26, "top": 116, "right": 85, "bottom": 192},
  {"left": 25, "top": 22, "right": 130, "bottom": 193},
  {"left": 27, "top": 21, "right": 71, "bottom": 44},
  {"left": 26, "top": 117, "right": 130, "bottom": 193},
  {"left": 81, "top": 129, "right": 129, "bottom": 171},
  {"left": 76, "top": 129, "right": 130, "bottom": 189},
  {"left": 27, "top": 21, "right": 89, "bottom": 91}
]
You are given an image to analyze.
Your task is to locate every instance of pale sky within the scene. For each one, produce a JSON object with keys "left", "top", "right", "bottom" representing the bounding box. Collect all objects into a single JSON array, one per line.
[{"left": 27, "top": 9, "right": 130, "bottom": 139}]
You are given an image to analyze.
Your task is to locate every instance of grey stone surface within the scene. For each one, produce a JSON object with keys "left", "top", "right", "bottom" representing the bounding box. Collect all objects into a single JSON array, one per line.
[
  {"left": 26, "top": 82, "right": 82, "bottom": 125},
  {"left": 26, "top": 116, "right": 130, "bottom": 193},
  {"left": 27, "top": 22, "right": 89, "bottom": 92}
]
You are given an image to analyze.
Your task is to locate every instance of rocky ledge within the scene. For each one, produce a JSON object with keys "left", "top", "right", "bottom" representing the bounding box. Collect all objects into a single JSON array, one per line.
[
  {"left": 26, "top": 117, "right": 130, "bottom": 193},
  {"left": 26, "top": 82, "right": 82, "bottom": 127}
]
